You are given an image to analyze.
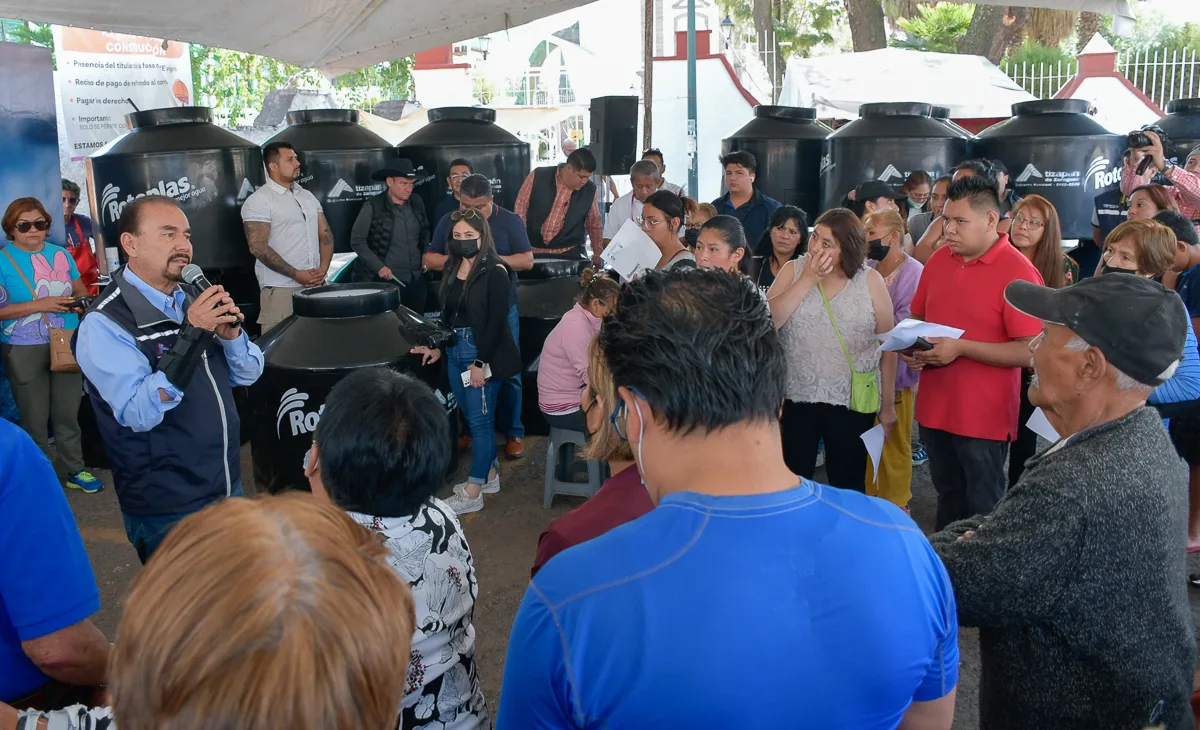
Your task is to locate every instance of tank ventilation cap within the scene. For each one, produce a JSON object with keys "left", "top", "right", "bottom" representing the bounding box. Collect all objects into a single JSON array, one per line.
[
  {"left": 1166, "top": 98, "right": 1200, "bottom": 115},
  {"left": 754, "top": 105, "right": 818, "bottom": 122},
  {"left": 127, "top": 106, "right": 215, "bottom": 129},
  {"left": 930, "top": 106, "right": 951, "bottom": 119},
  {"left": 286, "top": 109, "right": 360, "bottom": 125},
  {"left": 1012, "top": 99, "right": 1090, "bottom": 116},
  {"left": 427, "top": 107, "right": 497, "bottom": 124},
  {"left": 859, "top": 102, "right": 933, "bottom": 118},
  {"left": 292, "top": 283, "right": 400, "bottom": 318}
]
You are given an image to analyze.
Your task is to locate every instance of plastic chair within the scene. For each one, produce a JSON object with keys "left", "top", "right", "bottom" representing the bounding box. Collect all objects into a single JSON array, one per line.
[{"left": 543, "top": 427, "right": 604, "bottom": 508}]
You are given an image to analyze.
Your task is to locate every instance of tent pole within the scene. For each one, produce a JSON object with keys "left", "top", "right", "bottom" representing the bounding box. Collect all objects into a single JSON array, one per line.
[{"left": 687, "top": 0, "right": 698, "bottom": 198}]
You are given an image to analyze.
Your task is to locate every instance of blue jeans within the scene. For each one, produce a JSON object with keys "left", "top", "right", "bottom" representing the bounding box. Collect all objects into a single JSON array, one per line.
[
  {"left": 449, "top": 329, "right": 502, "bottom": 483},
  {"left": 499, "top": 302, "right": 525, "bottom": 439},
  {"left": 122, "top": 481, "right": 244, "bottom": 563}
]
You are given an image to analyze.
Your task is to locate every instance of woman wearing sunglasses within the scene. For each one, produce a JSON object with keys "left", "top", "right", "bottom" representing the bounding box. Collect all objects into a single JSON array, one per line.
[
  {"left": 410, "top": 208, "right": 520, "bottom": 515},
  {"left": 0, "top": 198, "right": 100, "bottom": 493}
]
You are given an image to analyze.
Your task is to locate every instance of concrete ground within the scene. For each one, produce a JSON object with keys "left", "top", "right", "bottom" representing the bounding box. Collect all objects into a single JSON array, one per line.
[{"left": 63, "top": 434, "right": 1200, "bottom": 729}]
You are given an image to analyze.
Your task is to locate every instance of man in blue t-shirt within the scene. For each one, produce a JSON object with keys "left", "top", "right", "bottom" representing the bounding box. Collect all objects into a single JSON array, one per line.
[
  {"left": 498, "top": 268, "right": 959, "bottom": 730},
  {"left": 0, "top": 419, "right": 110, "bottom": 702},
  {"left": 425, "top": 173, "right": 534, "bottom": 459}
]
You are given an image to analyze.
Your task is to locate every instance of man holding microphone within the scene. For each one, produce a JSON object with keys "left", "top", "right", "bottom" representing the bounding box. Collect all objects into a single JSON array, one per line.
[{"left": 75, "top": 195, "right": 263, "bottom": 563}]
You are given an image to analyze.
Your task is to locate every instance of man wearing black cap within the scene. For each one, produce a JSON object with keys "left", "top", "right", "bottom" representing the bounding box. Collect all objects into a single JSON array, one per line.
[
  {"left": 349, "top": 160, "right": 430, "bottom": 312},
  {"left": 845, "top": 180, "right": 904, "bottom": 220},
  {"left": 930, "top": 273, "right": 1194, "bottom": 730}
]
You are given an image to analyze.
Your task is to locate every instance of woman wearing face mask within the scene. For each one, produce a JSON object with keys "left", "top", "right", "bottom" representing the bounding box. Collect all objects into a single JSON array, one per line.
[
  {"left": 861, "top": 211, "right": 922, "bottom": 509},
  {"left": 682, "top": 202, "right": 717, "bottom": 250},
  {"left": 410, "top": 209, "right": 521, "bottom": 515},
  {"left": 767, "top": 208, "right": 898, "bottom": 491},
  {"left": 1127, "top": 184, "right": 1177, "bottom": 221},
  {"left": 694, "top": 216, "right": 752, "bottom": 275},
  {"left": 752, "top": 205, "right": 808, "bottom": 291},
  {"left": 1005, "top": 195, "right": 1080, "bottom": 488},
  {"left": 640, "top": 191, "right": 696, "bottom": 271},
  {"left": 538, "top": 269, "right": 620, "bottom": 434},
  {"left": 897, "top": 170, "right": 933, "bottom": 217}
]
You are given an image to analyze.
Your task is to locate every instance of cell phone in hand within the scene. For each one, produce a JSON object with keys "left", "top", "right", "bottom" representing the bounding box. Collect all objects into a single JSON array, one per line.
[
  {"left": 900, "top": 337, "right": 935, "bottom": 357},
  {"left": 68, "top": 295, "right": 94, "bottom": 312}
]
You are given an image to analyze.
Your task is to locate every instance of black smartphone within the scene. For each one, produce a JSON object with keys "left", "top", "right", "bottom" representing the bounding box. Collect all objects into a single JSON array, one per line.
[
  {"left": 900, "top": 337, "right": 935, "bottom": 357},
  {"left": 68, "top": 296, "right": 94, "bottom": 312}
]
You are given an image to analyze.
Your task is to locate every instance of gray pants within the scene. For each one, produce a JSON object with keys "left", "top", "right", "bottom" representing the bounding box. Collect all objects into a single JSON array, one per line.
[{"left": 2, "top": 343, "right": 84, "bottom": 473}]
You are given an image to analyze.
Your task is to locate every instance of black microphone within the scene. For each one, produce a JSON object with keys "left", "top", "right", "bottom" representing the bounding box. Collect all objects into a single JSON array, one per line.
[{"left": 181, "top": 264, "right": 243, "bottom": 327}]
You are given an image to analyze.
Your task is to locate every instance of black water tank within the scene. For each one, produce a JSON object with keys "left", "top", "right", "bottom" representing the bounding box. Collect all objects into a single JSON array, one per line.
[
  {"left": 87, "top": 107, "right": 264, "bottom": 322},
  {"left": 1155, "top": 98, "right": 1200, "bottom": 165},
  {"left": 248, "top": 283, "right": 458, "bottom": 494},
  {"left": 396, "top": 107, "right": 531, "bottom": 217},
  {"left": 516, "top": 259, "right": 590, "bottom": 436},
  {"left": 263, "top": 109, "right": 392, "bottom": 254},
  {"left": 821, "top": 102, "right": 971, "bottom": 212},
  {"left": 975, "top": 99, "right": 1124, "bottom": 239},
  {"left": 722, "top": 106, "right": 830, "bottom": 218}
]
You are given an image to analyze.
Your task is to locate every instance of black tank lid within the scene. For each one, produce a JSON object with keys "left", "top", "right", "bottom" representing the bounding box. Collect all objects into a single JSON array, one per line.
[
  {"left": 428, "top": 107, "right": 497, "bottom": 124},
  {"left": 1167, "top": 98, "right": 1200, "bottom": 115},
  {"left": 292, "top": 284, "right": 400, "bottom": 318},
  {"left": 860, "top": 102, "right": 934, "bottom": 118},
  {"left": 1011, "top": 99, "right": 1091, "bottom": 116},
  {"left": 286, "top": 109, "right": 360, "bottom": 125},
  {"left": 930, "top": 106, "right": 950, "bottom": 119},
  {"left": 755, "top": 105, "right": 818, "bottom": 122},
  {"left": 126, "top": 106, "right": 214, "bottom": 128}
]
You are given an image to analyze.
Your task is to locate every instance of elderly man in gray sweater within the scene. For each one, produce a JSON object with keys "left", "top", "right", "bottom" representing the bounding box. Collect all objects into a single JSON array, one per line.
[{"left": 930, "top": 273, "right": 1196, "bottom": 730}]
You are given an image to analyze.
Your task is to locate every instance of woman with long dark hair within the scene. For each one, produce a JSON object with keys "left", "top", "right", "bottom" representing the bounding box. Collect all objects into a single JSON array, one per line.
[
  {"left": 640, "top": 190, "right": 696, "bottom": 272},
  {"left": 694, "top": 216, "right": 752, "bottom": 275},
  {"left": 753, "top": 205, "right": 808, "bottom": 291},
  {"left": 897, "top": 170, "right": 933, "bottom": 216},
  {"left": 767, "top": 208, "right": 898, "bottom": 491},
  {"left": 411, "top": 209, "right": 521, "bottom": 515}
]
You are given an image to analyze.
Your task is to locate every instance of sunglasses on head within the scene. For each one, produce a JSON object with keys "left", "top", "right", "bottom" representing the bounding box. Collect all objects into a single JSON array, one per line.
[
  {"left": 451, "top": 209, "right": 484, "bottom": 221},
  {"left": 14, "top": 220, "right": 49, "bottom": 233}
]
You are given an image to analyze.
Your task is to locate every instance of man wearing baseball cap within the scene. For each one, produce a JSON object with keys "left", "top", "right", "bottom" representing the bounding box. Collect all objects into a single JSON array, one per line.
[
  {"left": 844, "top": 180, "right": 903, "bottom": 220},
  {"left": 930, "top": 273, "right": 1195, "bottom": 730},
  {"left": 349, "top": 159, "right": 430, "bottom": 312}
]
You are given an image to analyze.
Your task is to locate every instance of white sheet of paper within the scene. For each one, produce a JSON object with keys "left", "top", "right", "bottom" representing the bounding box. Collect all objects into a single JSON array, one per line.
[
  {"left": 860, "top": 424, "right": 885, "bottom": 484},
  {"left": 1027, "top": 407, "right": 1061, "bottom": 442},
  {"left": 876, "top": 318, "right": 967, "bottom": 353},
  {"left": 600, "top": 219, "right": 661, "bottom": 282}
]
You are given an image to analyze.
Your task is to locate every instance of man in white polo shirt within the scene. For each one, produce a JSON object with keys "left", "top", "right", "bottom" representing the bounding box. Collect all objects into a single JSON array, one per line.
[
  {"left": 240, "top": 141, "right": 334, "bottom": 331},
  {"left": 602, "top": 159, "right": 664, "bottom": 250}
]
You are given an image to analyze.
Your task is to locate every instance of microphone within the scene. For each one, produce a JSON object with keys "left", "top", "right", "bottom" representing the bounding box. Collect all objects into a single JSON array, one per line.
[{"left": 181, "top": 264, "right": 243, "bottom": 327}]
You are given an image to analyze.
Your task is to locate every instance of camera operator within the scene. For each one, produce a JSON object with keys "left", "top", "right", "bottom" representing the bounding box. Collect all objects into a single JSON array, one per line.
[{"left": 1122, "top": 127, "right": 1200, "bottom": 222}]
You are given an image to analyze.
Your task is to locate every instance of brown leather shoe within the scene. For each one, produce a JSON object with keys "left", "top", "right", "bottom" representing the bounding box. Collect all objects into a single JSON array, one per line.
[
  {"left": 458, "top": 435, "right": 472, "bottom": 452},
  {"left": 505, "top": 436, "right": 525, "bottom": 459}
]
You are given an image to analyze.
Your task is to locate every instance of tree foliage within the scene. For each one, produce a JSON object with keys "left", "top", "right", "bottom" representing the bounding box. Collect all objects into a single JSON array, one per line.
[
  {"left": 716, "top": 0, "right": 843, "bottom": 60},
  {"left": 190, "top": 45, "right": 413, "bottom": 124},
  {"left": 893, "top": 3, "right": 972, "bottom": 53}
]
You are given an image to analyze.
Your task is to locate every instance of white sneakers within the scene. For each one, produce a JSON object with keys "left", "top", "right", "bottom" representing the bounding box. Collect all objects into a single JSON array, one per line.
[{"left": 445, "top": 473, "right": 500, "bottom": 515}]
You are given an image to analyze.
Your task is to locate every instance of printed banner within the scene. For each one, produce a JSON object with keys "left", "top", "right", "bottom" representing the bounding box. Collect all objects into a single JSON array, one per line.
[{"left": 53, "top": 26, "right": 192, "bottom": 160}]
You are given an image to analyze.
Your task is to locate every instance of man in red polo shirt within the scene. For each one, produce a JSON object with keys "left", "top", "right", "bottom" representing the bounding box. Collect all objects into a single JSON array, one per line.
[{"left": 905, "top": 175, "right": 1043, "bottom": 530}]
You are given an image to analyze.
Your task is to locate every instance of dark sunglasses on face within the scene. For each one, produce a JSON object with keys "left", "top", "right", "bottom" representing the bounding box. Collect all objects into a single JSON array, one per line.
[
  {"left": 63, "top": 196, "right": 79, "bottom": 204},
  {"left": 14, "top": 220, "right": 49, "bottom": 233}
]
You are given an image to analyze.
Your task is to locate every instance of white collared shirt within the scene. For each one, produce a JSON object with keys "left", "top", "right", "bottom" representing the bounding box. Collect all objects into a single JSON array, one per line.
[
  {"left": 240, "top": 178, "right": 323, "bottom": 288},
  {"left": 603, "top": 191, "right": 645, "bottom": 239}
]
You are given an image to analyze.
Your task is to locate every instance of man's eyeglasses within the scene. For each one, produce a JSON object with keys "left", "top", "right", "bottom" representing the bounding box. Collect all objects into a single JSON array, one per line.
[
  {"left": 14, "top": 220, "right": 49, "bottom": 233},
  {"left": 1012, "top": 215, "right": 1045, "bottom": 229},
  {"left": 63, "top": 196, "right": 79, "bottom": 204},
  {"left": 451, "top": 209, "right": 484, "bottom": 222},
  {"left": 449, "top": 173, "right": 470, "bottom": 180}
]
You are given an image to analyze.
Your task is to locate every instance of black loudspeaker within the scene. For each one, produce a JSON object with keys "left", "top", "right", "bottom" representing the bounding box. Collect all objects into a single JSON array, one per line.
[{"left": 590, "top": 96, "right": 639, "bottom": 176}]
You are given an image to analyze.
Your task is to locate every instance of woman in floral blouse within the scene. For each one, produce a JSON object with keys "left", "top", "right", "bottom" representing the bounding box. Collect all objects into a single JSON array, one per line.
[{"left": 304, "top": 367, "right": 488, "bottom": 730}]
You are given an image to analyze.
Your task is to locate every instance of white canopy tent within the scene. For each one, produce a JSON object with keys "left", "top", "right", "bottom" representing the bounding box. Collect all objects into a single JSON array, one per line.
[
  {"left": 0, "top": 0, "right": 598, "bottom": 76},
  {"left": 780, "top": 48, "right": 1036, "bottom": 120},
  {"left": 0, "top": 0, "right": 1137, "bottom": 76}
]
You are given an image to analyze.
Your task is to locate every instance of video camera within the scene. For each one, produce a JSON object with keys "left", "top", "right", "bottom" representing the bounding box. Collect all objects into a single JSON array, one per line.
[{"left": 1127, "top": 125, "right": 1170, "bottom": 175}]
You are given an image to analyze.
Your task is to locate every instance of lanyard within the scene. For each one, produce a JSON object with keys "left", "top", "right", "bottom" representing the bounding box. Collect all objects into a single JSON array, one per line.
[{"left": 70, "top": 218, "right": 84, "bottom": 248}]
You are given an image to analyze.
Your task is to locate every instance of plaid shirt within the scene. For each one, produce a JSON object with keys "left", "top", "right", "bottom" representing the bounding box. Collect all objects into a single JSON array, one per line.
[
  {"left": 514, "top": 167, "right": 604, "bottom": 256},
  {"left": 1121, "top": 163, "right": 1200, "bottom": 221}
]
